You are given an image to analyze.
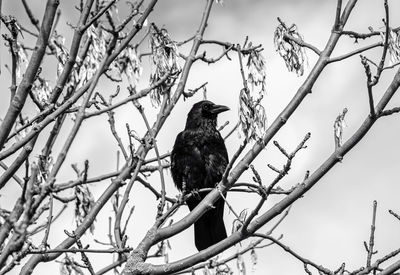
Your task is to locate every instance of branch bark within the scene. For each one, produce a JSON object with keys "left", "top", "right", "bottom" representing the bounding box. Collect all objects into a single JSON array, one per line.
[{"left": 0, "top": 0, "right": 59, "bottom": 150}]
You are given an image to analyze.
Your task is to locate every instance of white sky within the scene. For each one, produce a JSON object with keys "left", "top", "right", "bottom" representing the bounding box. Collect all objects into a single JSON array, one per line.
[{"left": 1, "top": 0, "right": 400, "bottom": 274}]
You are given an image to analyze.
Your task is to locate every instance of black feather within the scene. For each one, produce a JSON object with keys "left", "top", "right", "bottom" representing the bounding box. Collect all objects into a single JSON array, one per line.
[{"left": 171, "top": 100, "right": 229, "bottom": 251}]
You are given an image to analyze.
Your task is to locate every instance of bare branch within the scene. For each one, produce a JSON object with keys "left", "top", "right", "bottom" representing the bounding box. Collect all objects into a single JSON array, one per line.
[
  {"left": 0, "top": 0, "right": 397, "bottom": 274},
  {"left": 0, "top": 161, "right": 23, "bottom": 186},
  {"left": 63, "top": 230, "right": 95, "bottom": 275},
  {"left": 383, "top": 61, "right": 400, "bottom": 71},
  {"left": 195, "top": 44, "right": 234, "bottom": 64},
  {"left": 107, "top": 109, "right": 128, "bottom": 160},
  {"left": 254, "top": 234, "right": 332, "bottom": 274},
  {"left": 40, "top": 193, "right": 54, "bottom": 249},
  {"left": 144, "top": 152, "right": 171, "bottom": 164},
  {"left": 0, "top": 0, "right": 59, "bottom": 150},
  {"left": 27, "top": 247, "right": 132, "bottom": 254},
  {"left": 134, "top": 100, "right": 167, "bottom": 218},
  {"left": 136, "top": 176, "right": 175, "bottom": 204},
  {"left": 334, "top": 0, "right": 343, "bottom": 30},
  {"left": 222, "top": 140, "right": 247, "bottom": 183},
  {"left": 370, "top": 0, "right": 390, "bottom": 87},
  {"left": 84, "top": 72, "right": 176, "bottom": 118},
  {"left": 20, "top": 1, "right": 159, "bottom": 272},
  {"left": 361, "top": 56, "right": 376, "bottom": 117},
  {"left": 21, "top": 0, "right": 40, "bottom": 31},
  {"left": 328, "top": 42, "right": 382, "bottom": 63},
  {"left": 81, "top": 0, "right": 117, "bottom": 32},
  {"left": 6, "top": 104, "right": 55, "bottom": 142},
  {"left": 201, "top": 39, "right": 263, "bottom": 55},
  {"left": 183, "top": 82, "right": 208, "bottom": 99},
  {"left": 366, "top": 200, "right": 378, "bottom": 267},
  {"left": 283, "top": 33, "right": 321, "bottom": 56},
  {"left": 389, "top": 209, "right": 400, "bottom": 222},
  {"left": 146, "top": 4, "right": 399, "bottom": 272},
  {"left": 28, "top": 203, "right": 68, "bottom": 236}
]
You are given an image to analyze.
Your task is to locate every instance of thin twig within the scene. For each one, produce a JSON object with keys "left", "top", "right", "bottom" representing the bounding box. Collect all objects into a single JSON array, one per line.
[
  {"left": 217, "top": 189, "right": 242, "bottom": 222},
  {"left": 222, "top": 140, "right": 247, "bottom": 183},
  {"left": 370, "top": 0, "right": 390, "bottom": 86},
  {"left": 176, "top": 35, "right": 196, "bottom": 46},
  {"left": 267, "top": 133, "right": 310, "bottom": 194},
  {"left": 114, "top": 158, "right": 144, "bottom": 248},
  {"left": 241, "top": 195, "right": 265, "bottom": 233},
  {"left": 107, "top": 110, "right": 128, "bottom": 160},
  {"left": 135, "top": 101, "right": 167, "bottom": 218},
  {"left": 82, "top": 0, "right": 117, "bottom": 32},
  {"left": 328, "top": 42, "right": 382, "bottom": 64},
  {"left": 121, "top": 206, "right": 135, "bottom": 237},
  {"left": 254, "top": 234, "right": 332, "bottom": 274},
  {"left": 40, "top": 193, "right": 54, "bottom": 249},
  {"left": 195, "top": 44, "right": 234, "bottom": 64},
  {"left": 114, "top": 0, "right": 143, "bottom": 33},
  {"left": 28, "top": 203, "right": 68, "bottom": 235},
  {"left": 183, "top": 82, "right": 208, "bottom": 99},
  {"left": 0, "top": 161, "right": 23, "bottom": 186},
  {"left": 237, "top": 44, "right": 248, "bottom": 91},
  {"left": 283, "top": 33, "right": 322, "bottom": 56},
  {"left": 27, "top": 247, "right": 132, "bottom": 254},
  {"left": 366, "top": 200, "right": 378, "bottom": 268},
  {"left": 84, "top": 71, "right": 175, "bottom": 118},
  {"left": 361, "top": 56, "right": 376, "bottom": 117},
  {"left": 389, "top": 209, "right": 400, "bottom": 222},
  {"left": 143, "top": 152, "right": 171, "bottom": 164},
  {"left": 136, "top": 176, "right": 176, "bottom": 203},
  {"left": 217, "top": 120, "right": 229, "bottom": 132},
  {"left": 334, "top": 0, "right": 343, "bottom": 30},
  {"left": 382, "top": 61, "right": 400, "bottom": 71},
  {"left": 21, "top": 0, "right": 40, "bottom": 31},
  {"left": 223, "top": 122, "right": 239, "bottom": 140},
  {"left": 19, "top": 25, "right": 38, "bottom": 37},
  {"left": 64, "top": 230, "right": 96, "bottom": 275},
  {"left": 6, "top": 104, "right": 55, "bottom": 142}
]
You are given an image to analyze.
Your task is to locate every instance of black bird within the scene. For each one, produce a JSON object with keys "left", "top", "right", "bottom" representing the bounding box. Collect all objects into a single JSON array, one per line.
[{"left": 171, "top": 100, "right": 229, "bottom": 251}]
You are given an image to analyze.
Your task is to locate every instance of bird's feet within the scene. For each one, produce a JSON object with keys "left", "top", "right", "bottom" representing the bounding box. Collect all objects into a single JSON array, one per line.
[
  {"left": 190, "top": 189, "right": 201, "bottom": 200},
  {"left": 177, "top": 181, "right": 188, "bottom": 204},
  {"left": 177, "top": 193, "right": 186, "bottom": 204}
]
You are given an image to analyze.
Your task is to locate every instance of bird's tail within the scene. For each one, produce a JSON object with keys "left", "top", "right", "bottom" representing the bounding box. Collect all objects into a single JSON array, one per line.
[{"left": 187, "top": 196, "right": 227, "bottom": 251}]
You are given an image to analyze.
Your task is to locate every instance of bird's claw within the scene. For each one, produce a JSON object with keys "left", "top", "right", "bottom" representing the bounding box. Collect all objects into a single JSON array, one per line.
[
  {"left": 177, "top": 193, "right": 185, "bottom": 204},
  {"left": 191, "top": 189, "right": 201, "bottom": 200}
]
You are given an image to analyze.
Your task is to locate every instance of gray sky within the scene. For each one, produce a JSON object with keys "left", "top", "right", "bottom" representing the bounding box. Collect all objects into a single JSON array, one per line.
[{"left": 1, "top": 0, "right": 400, "bottom": 274}]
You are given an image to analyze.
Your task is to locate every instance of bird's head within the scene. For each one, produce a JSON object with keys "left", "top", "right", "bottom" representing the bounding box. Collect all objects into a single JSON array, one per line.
[{"left": 185, "top": 100, "right": 230, "bottom": 130}]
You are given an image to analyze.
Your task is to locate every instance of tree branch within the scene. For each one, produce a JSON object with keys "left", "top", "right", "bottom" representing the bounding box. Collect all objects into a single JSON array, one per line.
[
  {"left": 328, "top": 41, "right": 382, "bottom": 63},
  {"left": 0, "top": 0, "right": 59, "bottom": 150}
]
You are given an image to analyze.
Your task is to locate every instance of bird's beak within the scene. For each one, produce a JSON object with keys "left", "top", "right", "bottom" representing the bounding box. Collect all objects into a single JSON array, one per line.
[{"left": 210, "top": 104, "right": 230, "bottom": 114}]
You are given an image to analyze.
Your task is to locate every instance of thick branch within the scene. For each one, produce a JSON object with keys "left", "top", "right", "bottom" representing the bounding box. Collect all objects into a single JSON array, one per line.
[{"left": 0, "top": 0, "right": 59, "bottom": 150}]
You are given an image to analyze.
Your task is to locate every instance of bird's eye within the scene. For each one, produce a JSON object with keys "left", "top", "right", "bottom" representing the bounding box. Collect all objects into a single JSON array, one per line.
[{"left": 202, "top": 104, "right": 211, "bottom": 111}]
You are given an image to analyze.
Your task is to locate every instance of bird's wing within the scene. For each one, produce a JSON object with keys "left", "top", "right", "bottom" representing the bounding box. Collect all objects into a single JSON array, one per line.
[
  {"left": 171, "top": 131, "right": 203, "bottom": 162},
  {"left": 203, "top": 133, "right": 228, "bottom": 186},
  {"left": 171, "top": 131, "right": 204, "bottom": 191}
]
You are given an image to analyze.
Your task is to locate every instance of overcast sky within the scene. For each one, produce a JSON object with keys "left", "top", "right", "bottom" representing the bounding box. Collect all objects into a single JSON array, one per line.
[{"left": 1, "top": 0, "right": 400, "bottom": 274}]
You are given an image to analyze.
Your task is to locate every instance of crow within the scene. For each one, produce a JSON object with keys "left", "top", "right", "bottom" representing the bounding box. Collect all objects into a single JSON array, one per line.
[{"left": 171, "top": 100, "right": 229, "bottom": 251}]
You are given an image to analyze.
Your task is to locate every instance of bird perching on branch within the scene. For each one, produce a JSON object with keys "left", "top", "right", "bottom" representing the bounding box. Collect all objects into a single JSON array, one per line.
[{"left": 171, "top": 100, "right": 229, "bottom": 251}]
